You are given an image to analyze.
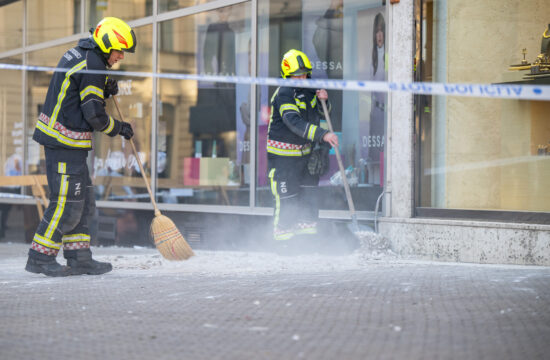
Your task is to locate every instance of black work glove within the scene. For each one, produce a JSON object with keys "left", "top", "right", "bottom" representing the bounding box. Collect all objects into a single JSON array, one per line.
[
  {"left": 119, "top": 122, "right": 134, "bottom": 140},
  {"left": 318, "top": 143, "right": 330, "bottom": 175},
  {"left": 307, "top": 143, "right": 330, "bottom": 176},
  {"left": 104, "top": 78, "right": 118, "bottom": 99}
]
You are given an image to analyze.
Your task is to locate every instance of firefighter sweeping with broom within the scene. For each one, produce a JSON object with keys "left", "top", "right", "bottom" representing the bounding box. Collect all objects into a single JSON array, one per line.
[
  {"left": 267, "top": 49, "right": 339, "bottom": 242},
  {"left": 25, "top": 17, "right": 136, "bottom": 277}
]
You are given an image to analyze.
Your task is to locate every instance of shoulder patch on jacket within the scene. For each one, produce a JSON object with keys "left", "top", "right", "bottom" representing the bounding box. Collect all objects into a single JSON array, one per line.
[{"left": 69, "top": 48, "right": 82, "bottom": 59}]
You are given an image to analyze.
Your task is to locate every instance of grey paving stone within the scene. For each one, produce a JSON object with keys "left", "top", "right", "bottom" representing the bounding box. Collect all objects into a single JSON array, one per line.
[{"left": 0, "top": 243, "right": 549, "bottom": 360}]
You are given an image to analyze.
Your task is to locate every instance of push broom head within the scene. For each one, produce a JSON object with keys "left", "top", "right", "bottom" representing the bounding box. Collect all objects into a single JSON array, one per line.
[{"left": 150, "top": 212, "right": 194, "bottom": 260}]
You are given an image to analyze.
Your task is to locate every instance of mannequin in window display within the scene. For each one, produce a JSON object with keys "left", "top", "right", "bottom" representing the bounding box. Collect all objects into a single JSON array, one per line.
[
  {"left": 203, "top": 7, "right": 235, "bottom": 78},
  {"left": 312, "top": 0, "right": 344, "bottom": 130},
  {"left": 190, "top": 6, "right": 236, "bottom": 156},
  {"left": 313, "top": 0, "right": 343, "bottom": 80},
  {"left": 366, "top": 12, "right": 386, "bottom": 185}
]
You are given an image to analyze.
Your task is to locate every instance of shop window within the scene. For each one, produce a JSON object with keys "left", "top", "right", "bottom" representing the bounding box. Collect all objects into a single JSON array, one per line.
[
  {"left": 0, "top": 55, "right": 23, "bottom": 207},
  {"left": 255, "top": 0, "right": 388, "bottom": 212},
  {"left": 86, "top": 0, "right": 152, "bottom": 28},
  {"left": 92, "top": 25, "right": 153, "bottom": 202},
  {"left": 415, "top": 0, "right": 550, "bottom": 220},
  {"left": 27, "top": 0, "right": 81, "bottom": 45},
  {"left": 0, "top": 0, "right": 23, "bottom": 52},
  {"left": 158, "top": 0, "right": 216, "bottom": 14},
  {"left": 26, "top": 43, "right": 72, "bottom": 176},
  {"left": 157, "top": 3, "right": 251, "bottom": 206}
]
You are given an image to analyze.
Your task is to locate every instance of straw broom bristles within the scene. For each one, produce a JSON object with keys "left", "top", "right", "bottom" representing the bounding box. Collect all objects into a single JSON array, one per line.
[
  {"left": 113, "top": 96, "right": 194, "bottom": 260},
  {"left": 151, "top": 210, "right": 194, "bottom": 260}
]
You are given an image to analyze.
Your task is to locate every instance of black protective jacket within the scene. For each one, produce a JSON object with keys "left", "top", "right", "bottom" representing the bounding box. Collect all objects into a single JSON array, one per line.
[
  {"left": 267, "top": 86, "right": 330, "bottom": 157},
  {"left": 33, "top": 38, "right": 122, "bottom": 150}
]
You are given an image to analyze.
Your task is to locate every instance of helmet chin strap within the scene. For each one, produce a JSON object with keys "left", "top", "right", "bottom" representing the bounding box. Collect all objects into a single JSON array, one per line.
[{"left": 99, "top": 47, "right": 111, "bottom": 65}]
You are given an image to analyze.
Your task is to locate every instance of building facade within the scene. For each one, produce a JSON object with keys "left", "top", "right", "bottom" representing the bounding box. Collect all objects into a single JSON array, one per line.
[{"left": 0, "top": 0, "right": 548, "bottom": 264}]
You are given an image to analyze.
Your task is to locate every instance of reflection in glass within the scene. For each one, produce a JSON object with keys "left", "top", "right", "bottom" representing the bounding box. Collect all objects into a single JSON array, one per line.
[
  {"left": 256, "top": 0, "right": 387, "bottom": 212},
  {"left": 0, "top": 0, "right": 23, "bottom": 52},
  {"left": 416, "top": 0, "right": 550, "bottom": 212},
  {"left": 158, "top": 0, "right": 216, "bottom": 13},
  {"left": 86, "top": 0, "right": 152, "bottom": 28},
  {"left": 92, "top": 25, "right": 153, "bottom": 202},
  {"left": 0, "top": 55, "right": 23, "bottom": 214},
  {"left": 157, "top": 3, "right": 251, "bottom": 205},
  {"left": 0, "top": 54, "right": 24, "bottom": 239},
  {"left": 27, "top": 0, "right": 81, "bottom": 45},
  {"left": 26, "top": 43, "right": 71, "bottom": 176}
]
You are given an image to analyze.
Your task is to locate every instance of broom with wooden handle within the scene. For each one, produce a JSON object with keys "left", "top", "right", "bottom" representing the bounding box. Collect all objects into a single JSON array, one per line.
[
  {"left": 112, "top": 95, "right": 194, "bottom": 260},
  {"left": 320, "top": 98, "right": 372, "bottom": 238}
]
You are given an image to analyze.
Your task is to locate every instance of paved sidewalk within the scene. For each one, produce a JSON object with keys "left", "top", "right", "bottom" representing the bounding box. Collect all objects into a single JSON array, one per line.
[{"left": 0, "top": 242, "right": 549, "bottom": 360}]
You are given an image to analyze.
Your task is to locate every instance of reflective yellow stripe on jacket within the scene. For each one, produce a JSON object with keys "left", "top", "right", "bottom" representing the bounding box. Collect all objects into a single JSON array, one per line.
[
  {"left": 307, "top": 124, "right": 318, "bottom": 141},
  {"left": 36, "top": 116, "right": 92, "bottom": 149},
  {"left": 102, "top": 116, "right": 115, "bottom": 134},
  {"left": 295, "top": 98, "right": 306, "bottom": 110},
  {"left": 267, "top": 140, "right": 312, "bottom": 157},
  {"left": 279, "top": 103, "right": 299, "bottom": 116},
  {"left": 50, "top": 60, "right": 87, "bottom": 128},
  {"left": 80, "top": 85, "right": 104, "bottom": 100}
]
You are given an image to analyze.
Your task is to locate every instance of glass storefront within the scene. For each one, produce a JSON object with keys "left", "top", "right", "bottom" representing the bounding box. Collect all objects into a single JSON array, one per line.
[
  {"left": 8, "top": 0, "right": 547, "bottom": 225},
  {"left": 27, "top": 0, "right": 82, "bottom": 45},
  {"left": 0, "top": 0, "right": 23, "bottom": 52},
  {"left": 1, "top": 0, "right": 390, "bottom": 217},
  {"left": 158, "top": 0, "right": 216, "bottom": 14},
  {"left": 255, "top": 0, "right": 388, "bottom": 212},
  {"left": 26, "top": 43, "right": 72, "bottom": 176},
  {"left": 157, "top": 2, "right": 251, "bottom": 206},
  {"left": 86, "top": 0, "right": 152, "bottom": 28},
  {"left": 415, "top": 0, "right": 550, "bottom": 214},
  {"left": 94, "top": 24, "right": 153, "bottom": 202},
  {"left": 0, "top": 55, "right": 23, "bottom": 178}
]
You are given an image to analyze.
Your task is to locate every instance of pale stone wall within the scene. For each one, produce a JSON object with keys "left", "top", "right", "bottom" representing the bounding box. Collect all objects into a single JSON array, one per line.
[
  {"left": 381, "top": 218, "right": 550, "bottom": 266},
  {"left": 388, "top": 0, "right": 415, "bottom": 218}
]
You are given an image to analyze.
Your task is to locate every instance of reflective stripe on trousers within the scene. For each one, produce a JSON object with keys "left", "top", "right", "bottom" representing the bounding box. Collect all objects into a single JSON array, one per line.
[
  {"left": 267, "top": 155, "right": 319, "bottom": 231},
  {"left": 30, "top": 148, "right": 94, "bottom": 256}
]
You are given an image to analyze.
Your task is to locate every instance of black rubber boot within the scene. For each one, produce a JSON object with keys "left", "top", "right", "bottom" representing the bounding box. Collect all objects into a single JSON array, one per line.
[
  {"left": 64, "top": 249, "right": 112, "bottom": 275},
  {"left": 25, "top": 249, "right": 70, "bottom": 277}
]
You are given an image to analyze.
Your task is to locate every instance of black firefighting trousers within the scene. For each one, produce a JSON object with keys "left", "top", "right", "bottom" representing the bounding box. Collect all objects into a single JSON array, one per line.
[
  {"left": 30, "top": 147, "right": 95, "bottom": 256},
  {"left": 268, "top": 154, "right": 320, "bottom": 231}
]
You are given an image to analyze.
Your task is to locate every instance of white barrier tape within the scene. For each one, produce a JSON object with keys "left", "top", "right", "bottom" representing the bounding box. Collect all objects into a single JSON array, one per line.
[{"left": 1, "top": 62, "right": 550, "bottom": 101}]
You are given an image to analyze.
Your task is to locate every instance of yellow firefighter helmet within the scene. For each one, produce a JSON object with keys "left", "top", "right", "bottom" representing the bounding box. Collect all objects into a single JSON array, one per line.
[
  {"left": 280, "top": 49, "right": 312, "bottom": 78},
  {"left": 92, "top": 17, "right": 136, "bottom": 54}
]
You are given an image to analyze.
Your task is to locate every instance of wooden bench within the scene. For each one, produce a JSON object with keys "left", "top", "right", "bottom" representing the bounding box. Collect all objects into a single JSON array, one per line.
[{"left": 0, "top": 175, "right": 49, "bottom": 218}]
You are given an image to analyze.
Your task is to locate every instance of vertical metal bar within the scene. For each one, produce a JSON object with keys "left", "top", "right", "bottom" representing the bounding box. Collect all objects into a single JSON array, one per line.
[
  {"left": 413, "top": 0, "right": 422, "bottom": 211},
  {"left": 1, "top": 90, "right": 6, "bottom": 169},
  {"left": 384, "top": 0, "right": 392, "bottom": 217},
  {"left": 151, "top": 0, "right": 159, "bottom": 202},
  {"left": 22, "top": 0, "right": 28, "bottom": 180},
  {"left": 81, "top": 0, "right": 86, "bottom": 34},
  {"left": 249, "top": 0, "right": 257, "bottom": 209}
]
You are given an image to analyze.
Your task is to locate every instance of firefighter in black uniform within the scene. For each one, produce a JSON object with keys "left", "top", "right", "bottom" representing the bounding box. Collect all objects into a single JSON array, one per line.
[
  {"left": 268, "top": 49, "right": 339, "bottom": 241},
  {"left": 25, "top": 17, "right": 136, "bottom": 277}
]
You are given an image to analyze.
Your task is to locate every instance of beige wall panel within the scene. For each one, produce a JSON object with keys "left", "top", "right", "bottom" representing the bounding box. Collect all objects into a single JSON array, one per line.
[{"left": 444, "top": 0, "right": 550, "bottom": 210}]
